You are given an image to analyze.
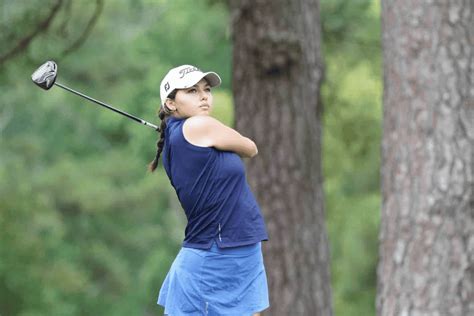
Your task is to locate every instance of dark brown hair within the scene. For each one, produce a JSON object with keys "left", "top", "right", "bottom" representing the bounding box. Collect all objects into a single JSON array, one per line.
[{"left": 148, "top": 90, "right": 177, "bottom": 172}]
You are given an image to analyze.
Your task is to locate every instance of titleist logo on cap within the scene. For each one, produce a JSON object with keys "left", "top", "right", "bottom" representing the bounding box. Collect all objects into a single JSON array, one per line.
[{"left": 179, "top": 66, "right": 201, "bottom": 78}]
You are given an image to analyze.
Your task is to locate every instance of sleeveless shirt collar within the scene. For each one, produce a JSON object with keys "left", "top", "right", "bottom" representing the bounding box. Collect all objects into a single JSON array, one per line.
[{"left": 167, "top": 116, "right": 185, "bottom": 124}]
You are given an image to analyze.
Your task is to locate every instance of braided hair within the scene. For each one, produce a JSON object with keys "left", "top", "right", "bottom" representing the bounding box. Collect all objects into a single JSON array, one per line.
[{"left": 148, "top": 90, "right": 177, "bottom": 172}]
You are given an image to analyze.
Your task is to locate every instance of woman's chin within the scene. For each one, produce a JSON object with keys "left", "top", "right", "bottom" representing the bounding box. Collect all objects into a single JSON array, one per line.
[{"left": 198, "top": 108, "right": 211, "bottom": 115}]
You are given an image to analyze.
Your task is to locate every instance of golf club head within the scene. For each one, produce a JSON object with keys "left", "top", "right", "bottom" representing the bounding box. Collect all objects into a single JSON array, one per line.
[{"left": 31, "top": 60, "right": 57, "bottom": 90}]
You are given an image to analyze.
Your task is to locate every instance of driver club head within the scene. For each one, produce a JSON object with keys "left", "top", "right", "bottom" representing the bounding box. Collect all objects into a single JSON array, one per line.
[{"left": 31, "top": 60, "right": 58, "bottom": 90}]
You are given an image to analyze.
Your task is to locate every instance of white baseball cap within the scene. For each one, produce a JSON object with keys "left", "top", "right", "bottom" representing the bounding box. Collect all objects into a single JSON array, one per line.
[{"left": 160, "top": 65, "right": 221, "bottom": 106}]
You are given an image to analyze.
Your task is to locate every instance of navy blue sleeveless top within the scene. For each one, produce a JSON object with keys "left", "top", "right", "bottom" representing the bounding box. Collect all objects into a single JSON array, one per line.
[{"left": 162, "top": 116, "right": 268, "bottom": 249}]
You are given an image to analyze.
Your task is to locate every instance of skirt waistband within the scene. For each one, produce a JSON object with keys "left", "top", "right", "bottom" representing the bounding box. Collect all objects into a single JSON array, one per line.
[{"left": 183, "top": 239, "right": 261, "bottom": 256}]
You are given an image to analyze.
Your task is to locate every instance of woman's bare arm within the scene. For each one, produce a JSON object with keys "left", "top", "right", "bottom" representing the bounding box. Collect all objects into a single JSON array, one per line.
[{"left": 182, "top": 115, "right": 258, "bottom": 158}]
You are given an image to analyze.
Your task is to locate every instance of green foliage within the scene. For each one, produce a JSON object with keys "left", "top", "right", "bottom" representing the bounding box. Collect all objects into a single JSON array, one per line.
[
  {"left": 0, "top": 145, "right": 182, "bottom": 315},
  {"left": 321, "top": 0, "right": 381, "bottom": 315}
]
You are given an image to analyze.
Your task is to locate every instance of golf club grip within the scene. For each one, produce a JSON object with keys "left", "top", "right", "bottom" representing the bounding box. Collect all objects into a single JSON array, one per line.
[{"left": 54, "top": 82, "right": 158, "bottom": 130}]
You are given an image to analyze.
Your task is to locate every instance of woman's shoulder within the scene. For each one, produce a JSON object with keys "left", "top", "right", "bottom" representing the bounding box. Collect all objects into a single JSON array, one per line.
[
  {"left": 182, "top": 115, "right": 219, "bottom": 148},
  {"left": 183, "top": 115, "right": 222, "bottom": 138},
  {"left": 183, "top": 115, "right": 220, "bottom": 129}
]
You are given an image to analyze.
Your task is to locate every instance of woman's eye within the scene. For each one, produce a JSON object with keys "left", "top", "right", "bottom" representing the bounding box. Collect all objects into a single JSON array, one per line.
[{"left": 188, "top": 89, "right": 197, "bottom": 93}]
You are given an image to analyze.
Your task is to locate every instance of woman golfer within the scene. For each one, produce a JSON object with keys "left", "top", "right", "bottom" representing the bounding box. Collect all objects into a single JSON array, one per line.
[{"left": 149, "top": 65, "right": 269, "bottom": 316}]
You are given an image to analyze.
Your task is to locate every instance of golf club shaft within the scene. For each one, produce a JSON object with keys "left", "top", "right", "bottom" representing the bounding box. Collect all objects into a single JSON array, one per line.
[{"left": 54, "top": 82, "right": 158, "bottom": 130}]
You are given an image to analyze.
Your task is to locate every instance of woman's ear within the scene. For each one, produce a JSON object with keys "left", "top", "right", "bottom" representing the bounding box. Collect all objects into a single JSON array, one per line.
[{"left": 165, "top": 99, "right": 176, "bottom": 112}]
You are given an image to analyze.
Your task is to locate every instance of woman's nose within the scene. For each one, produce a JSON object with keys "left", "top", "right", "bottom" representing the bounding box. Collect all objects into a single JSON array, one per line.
[{"left": 200, "top": 91, "right": 208, "bottom": 100}]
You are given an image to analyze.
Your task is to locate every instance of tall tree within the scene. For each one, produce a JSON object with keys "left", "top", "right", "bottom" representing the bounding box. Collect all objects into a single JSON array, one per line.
[
  {"left": 378, "top": 1, "right": 473, "bottom": 315},
  {"left": 230, "top": 0, "right": 332, "bottom": 314}
]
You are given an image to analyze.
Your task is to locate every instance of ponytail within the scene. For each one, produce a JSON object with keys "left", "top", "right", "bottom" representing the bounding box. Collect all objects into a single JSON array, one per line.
[
  {"left": 148, "top": 92, "right": 177, "bottom": 172},
  {"left": 148, "top": 109, "right": 168, "bottom": 172}
]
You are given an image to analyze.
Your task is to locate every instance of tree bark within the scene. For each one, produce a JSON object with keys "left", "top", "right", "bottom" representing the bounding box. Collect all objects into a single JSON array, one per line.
[
  {"left": 230, "top": 0, "right": 332, "bottom": 315},
  {"left": 378, "top": 1, "right": 473, "bottom": 315}
]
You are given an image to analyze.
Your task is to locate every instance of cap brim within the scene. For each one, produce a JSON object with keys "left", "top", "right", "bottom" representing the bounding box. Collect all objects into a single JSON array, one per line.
[
  {"left": 202, "top": 72, "right": 221, "bottom": 87},
  {"left": 173, "top": 72, "right": 221, "bottom": 89}
]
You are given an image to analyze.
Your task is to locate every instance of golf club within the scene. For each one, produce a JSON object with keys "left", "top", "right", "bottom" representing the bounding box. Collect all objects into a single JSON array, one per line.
[{"left": 31, "top": 60, "right": 158, "bottom": 130}]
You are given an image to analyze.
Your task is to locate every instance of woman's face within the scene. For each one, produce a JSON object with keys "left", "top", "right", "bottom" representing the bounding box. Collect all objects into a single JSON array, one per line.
[{"left": 166, "top": 79, "right": 213, "bottom": 118}]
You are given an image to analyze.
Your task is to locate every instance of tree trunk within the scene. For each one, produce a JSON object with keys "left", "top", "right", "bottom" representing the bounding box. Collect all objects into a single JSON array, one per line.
[
  {"left": 378, "top": 1, "right": 473, "bottom": 315},
  {"left": 230, "top": 0, "right": 332, "bottom": 315}
]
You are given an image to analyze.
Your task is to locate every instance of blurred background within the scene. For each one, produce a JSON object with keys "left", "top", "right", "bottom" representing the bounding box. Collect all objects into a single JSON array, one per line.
[{"left": 0, "top": 0, "right": 381, "bottom": 315}]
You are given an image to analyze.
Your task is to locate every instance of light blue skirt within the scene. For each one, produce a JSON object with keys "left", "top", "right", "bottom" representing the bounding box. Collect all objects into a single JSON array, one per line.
[{"left": 157, "top": 240, "right": 269, "bottom": 316}]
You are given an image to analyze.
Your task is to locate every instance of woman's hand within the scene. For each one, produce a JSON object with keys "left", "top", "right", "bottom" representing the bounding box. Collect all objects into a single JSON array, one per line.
[{"left": 183, "top": 115, "right": 258, "bottom": 158}]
